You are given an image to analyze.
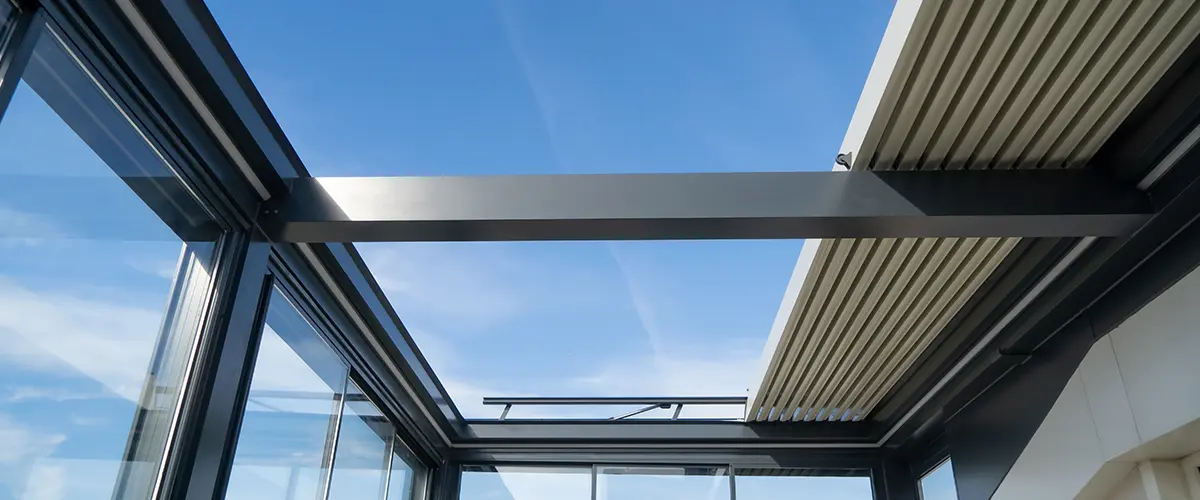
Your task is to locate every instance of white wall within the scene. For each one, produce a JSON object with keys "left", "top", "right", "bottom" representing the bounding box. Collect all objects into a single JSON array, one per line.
[
  {"left": 991, "top": 262, "right": 1200, "bottom": 500},
  {"left": 1110, "top": 468, "right": 1150, "bottom": 500}
]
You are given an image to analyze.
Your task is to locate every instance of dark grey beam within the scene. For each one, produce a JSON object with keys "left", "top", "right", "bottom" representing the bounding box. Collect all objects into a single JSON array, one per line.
[
  {"left": 460, "top": 420, "right": 876, "bottom": 446},
  {"left": 454, "top": 448, "right": 880, "bottom": 471},
  {"left": 261, "top": 170, "right": 1154, "bottom": 242}
]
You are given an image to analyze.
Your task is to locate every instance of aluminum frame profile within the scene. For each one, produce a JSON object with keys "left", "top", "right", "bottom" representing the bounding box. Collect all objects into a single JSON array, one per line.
[{"left": 263, "top": 170, "right": 1153, "bottom": 242}]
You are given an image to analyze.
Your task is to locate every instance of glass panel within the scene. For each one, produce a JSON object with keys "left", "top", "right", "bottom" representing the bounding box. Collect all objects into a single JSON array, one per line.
[
  {"left": 225, "top": 288, "right": 349, "bottom": 499},
  {"left": 919, "top": 459, "right": 958, "bottom": 500},
  {"left": 327, "top": 382, "right": 391, "bottom": 499},
  {"left": 735, "top": 470, "right": 873, "bottom": 499},
  {"left": 0, "top": 23, "right": 218, "bottom": 500},
  {"left": 385, "top": 437, "right": 420, "bottom": 500},
  {"left": 460, "top": 466, "right": 591, "bottom": 500},
  {"left": 596, "top": 465, "right": 730, "bottom": 500}
]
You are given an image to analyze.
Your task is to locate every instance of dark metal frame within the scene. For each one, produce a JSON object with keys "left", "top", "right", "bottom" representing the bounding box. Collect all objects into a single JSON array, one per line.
[
  {"left": 8, "top": 0, "right": 1200, "bottom": 499},
  {"left": 264, "top": 170, "right": 1153, "bottom": 242}
]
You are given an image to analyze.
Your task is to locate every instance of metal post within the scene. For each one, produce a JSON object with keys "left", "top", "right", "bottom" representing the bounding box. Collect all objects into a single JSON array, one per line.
[
  {"left": 427, "top": 463, "right": 462, "bottom": 500},
  {"left": 872, "top": 456, "right": 920, "bottom": 500},
  {"left": 728, "top": 466, "right": 737, "bottom": 500},
  {"left": 591, "top": 464, "right": 599, "bottom": 500},
  {"left": 156, "top": 235, "right": 274, "bottom": 500},
  {"left": 381, "top": 432, "right": 397, "bottom": 500},
  {"left": 318, "top": 375, "right": 351, "bottom": 500}
]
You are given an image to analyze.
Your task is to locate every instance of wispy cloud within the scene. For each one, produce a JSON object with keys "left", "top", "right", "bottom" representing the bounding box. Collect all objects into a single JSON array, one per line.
[
  {"left": 0, "top": 413, "right": 66, "bottom": 466},
  {"left": 0, "top": 207, "right": 67, "bottom": 247},
  {"left": 0, "top": 277, "right": 163, "bottom": 401},
  {"left": 5, "top": 386, "right": 113, "bottom": 403},
  {"left": 357, "top": 240, "right": 774, "bottom": 419},
  {"left": 125, "top": 256, "right": 180, "bottom": 281},
  {"left": 21, "top": 464, "right": 66, "bottom": 500},
  {"left": 360, "top": 242, "right": 622, "bottom": 330},
  {"left": 0, "top": 412, "right": 68, "bottom": 499},
  {"left": 360, "top": 244, "right": 529, "bottom": 327}
]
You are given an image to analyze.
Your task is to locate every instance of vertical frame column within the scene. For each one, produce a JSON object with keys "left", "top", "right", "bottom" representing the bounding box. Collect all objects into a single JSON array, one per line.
[
  {"left": 0, "top": 1, "right": 42, "bottom": 117},
  {"left": 428, "top": 463, "right": 462, "bottom": 500},
  {"left": 157, "top": 235, "right": 274, "bottom": 499},
  {"left": 873, "top": 455, "right": 921, "bottom": 500}
]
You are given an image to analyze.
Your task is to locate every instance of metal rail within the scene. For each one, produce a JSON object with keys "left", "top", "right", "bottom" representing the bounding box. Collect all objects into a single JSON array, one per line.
[{"left": 481, "top": 396, "right": 749, "bottom": 420}]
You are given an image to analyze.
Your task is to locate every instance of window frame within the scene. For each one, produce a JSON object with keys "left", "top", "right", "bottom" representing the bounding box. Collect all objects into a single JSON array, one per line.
[{"left": 0, "top": 2, "right": 438, "bottom": 500}]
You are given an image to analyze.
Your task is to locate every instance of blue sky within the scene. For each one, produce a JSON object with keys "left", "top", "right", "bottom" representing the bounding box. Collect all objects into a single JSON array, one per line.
[{"left": 207, "top": 0, "right": 896, "bottom": 421}]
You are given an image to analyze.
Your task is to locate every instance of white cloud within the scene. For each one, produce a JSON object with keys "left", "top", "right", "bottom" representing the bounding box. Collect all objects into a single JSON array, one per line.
[
  {"left": 0, "top": 414, "right": 65, "bottom": 466},
  {"left": 359, "top": 244, "right": 529, "bottom": 327},
  {"left": 0, "top": 207, "right": 67, "bottom": 247},
  {"left": 563, "top": 347, "right": 760, "bottom": 420},
  {"left": 242, "top": 325, "right": 345, "bottom": 416},
  {"left": 0, "top": 277, "right": 162, "bottom": 401},
  {"left": 437, "top": 343, "right": 760, "bottom": 420},
  {"left": 359, "top": 243, "right": 621, "bottom": 331},
  {"left": 20, "top": 464, "right": 65, "bottom": 500},
  {"left": 6, "top": 386, "right": 113, "bottom": 403},
  {"left": 357, "top": 240, "right": 772, "bottom": 420},
  {"left": 68, "top": 416, "right": 107, "bottom": 427},
  {"left": 0, "top": 414, "right": 71, "bottom": 500},
  {"left": 250, "top": 325, "right": 338, "bottom": 394},
  {"left": 125, "top": 256, "right": 180, "bottom": 280}
]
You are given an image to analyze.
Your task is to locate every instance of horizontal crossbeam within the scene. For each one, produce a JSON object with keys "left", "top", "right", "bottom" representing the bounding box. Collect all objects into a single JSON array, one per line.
[
  {"left": 459, "top": 420, "right": 876, "bottom": 446},
  {"left": 262, "top": 170, "right": 1154, "bottom": 242},
  {"left": 482, "top": 396, "right": 748, "bottom": 406}
]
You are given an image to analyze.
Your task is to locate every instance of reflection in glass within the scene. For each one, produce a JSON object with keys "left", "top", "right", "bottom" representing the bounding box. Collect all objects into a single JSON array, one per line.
[
  {"left": 734, "top": 470, "right": 873, "bottom": 499},
  {"left": 385, "top": 437, "right": 420, "bottom": 500},
  {"left": 225, "top": 288, "right": 348, "bottom": 499},
  {"left": 0, "top": 23, "right": 217, "bottom": 500},
  {"left": 0, "top": 3, "right": 12, "bottom": 34},
  {"left": 596, "top": 465, "right": 730, "bottom": 500},
  {"left": 327, "top": 382, "right": 391, "bottom": 499},
  {"left": 919, "top": 459, "right": 958, "bottom": 500},
  {"left": 460, "top": 466, "right": 591, "bottom": 500}
]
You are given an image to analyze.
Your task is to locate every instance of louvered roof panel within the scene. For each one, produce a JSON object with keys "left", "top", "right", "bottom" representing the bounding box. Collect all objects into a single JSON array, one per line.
[{"left": 749, "top": 0, "right": 1200, "bottom": 422}]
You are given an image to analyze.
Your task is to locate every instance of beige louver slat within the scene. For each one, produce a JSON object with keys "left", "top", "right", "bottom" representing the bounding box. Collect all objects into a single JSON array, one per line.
[{"left": 749, "top": 0, "right": 1200, "bottom": 422}]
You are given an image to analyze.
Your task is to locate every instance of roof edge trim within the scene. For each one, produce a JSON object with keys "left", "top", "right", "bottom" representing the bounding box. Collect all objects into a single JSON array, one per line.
[{"left": 837, "top": 0, "right": 929, "bottom": 170}]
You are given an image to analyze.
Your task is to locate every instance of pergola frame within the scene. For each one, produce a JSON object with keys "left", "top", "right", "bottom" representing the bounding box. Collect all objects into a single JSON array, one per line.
[
  {"left": 263, "top": 170, "right": 1153, "bottom": 242},
  {"left": 9, "top": 0, "right": 1200, "bottom": 499}
]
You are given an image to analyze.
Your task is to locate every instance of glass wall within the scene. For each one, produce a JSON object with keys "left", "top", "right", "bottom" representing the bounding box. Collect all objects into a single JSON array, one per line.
[
  {"left": 225, "top": 287, "right": 348, "bottom": 499},
  {"left": 0, "top": 8, "right": 428, "bottom": 500},
  {"left": 224, "top": 287, "right": 425, "bottom": 500},
  {"left": 919, "top": 459, "right": 957, "bottom": 500},
  {"left": 596, "top": 465, "right": 731, "bottom": 500},
  {"left": 0, "top": 18, "right": 219, "bottom": 500},
  {"left": 459, "top": 466, "right": 591, "bottom": 500},
  {"left": 327, "top": 382, "right": 391, "bottom": 499},
  {"left": 735, "top": 470, "right": 873, "bottom": 499},
  {"left": 459, "top": 466, "right": 874, "bottom": 500},
  {"left": 386, "top": 437, "right": 421, "bottom": 500}
]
